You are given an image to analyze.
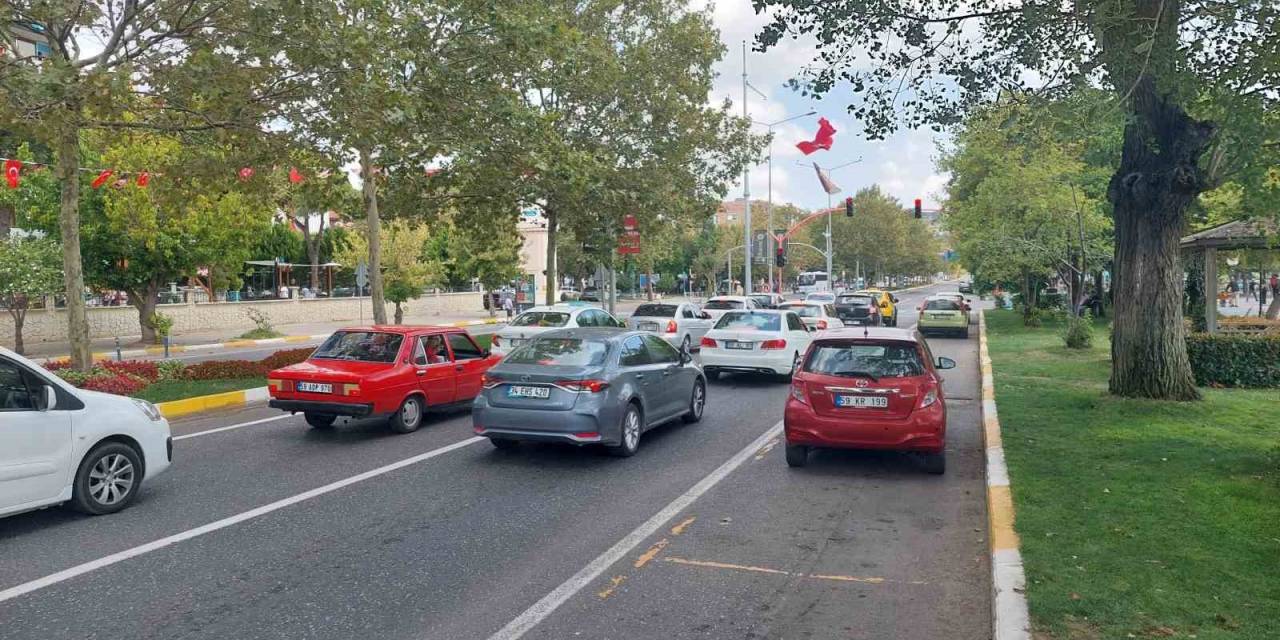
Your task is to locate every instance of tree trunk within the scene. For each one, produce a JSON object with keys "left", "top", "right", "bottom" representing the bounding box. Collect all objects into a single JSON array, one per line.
[
  {"left": 1266, "top": 295, "right": 1280, "bottom": 321},
  {"left": 128, "top": 281, "right": 162, "bottom": 344},
  {"left": 1107, "top": 82, "right": 1214, "bottom": 400},
  {"left": 359, "top": 150, "right": 387, "bottom": 324},
  {"left": 9, "top": 305, "right": 26, "bottom": 355},
  {"left": 56, "top": 122, "right": 93, "bottom": 370},
  {"left": 544, "top": 206, "right": 558, "bottom": 306},
  {"left": 394, "top": 301, "right": 404, "bottom": 324}
]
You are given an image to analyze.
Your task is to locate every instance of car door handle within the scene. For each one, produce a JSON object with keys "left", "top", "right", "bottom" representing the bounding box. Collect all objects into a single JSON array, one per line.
[
  {"left": 455, "top": 365, "right": 464, "bottom": 372},
  {"left": 416, "top": 370, "right": 426, "bottom": 376}
]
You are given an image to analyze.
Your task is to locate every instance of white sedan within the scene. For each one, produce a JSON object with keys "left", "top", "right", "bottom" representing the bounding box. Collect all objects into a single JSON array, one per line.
[
  {"left": 699, "top": 309, "right": 813, "bottom": 381},
  {"left": 626, "top": 302, "right": 714, "bottom": 352},
  {"left": 804, "top": 291, "right": 837, "bottom": 304},
  {"left": 779, "top": 301, "right": 846, "bottom": 331},
  {"left": 1, "top": 347, "right": 172, "bottom": 520},
  {"left": 700, "top": 296, "right": 759, "bottom": 324},
  {"left": 490, "top": 303, "right": 624, "bottom": 355}
]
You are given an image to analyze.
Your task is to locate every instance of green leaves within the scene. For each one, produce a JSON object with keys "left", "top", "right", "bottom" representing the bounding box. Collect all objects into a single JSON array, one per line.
[{"left": 0, "top": 235, "right": 63, "bottom": 302}]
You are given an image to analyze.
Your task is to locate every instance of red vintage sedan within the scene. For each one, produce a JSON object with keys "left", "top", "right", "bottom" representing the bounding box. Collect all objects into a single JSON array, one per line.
[
  {"left": 783, "top": 327, "right": 956, "bottom": 473},
  {"left": 267, "top": 326, "right": 500, "bottom": 433}
]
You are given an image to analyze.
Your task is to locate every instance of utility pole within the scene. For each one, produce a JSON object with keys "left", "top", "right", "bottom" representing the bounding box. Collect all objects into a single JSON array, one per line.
[{"left": 741, "top": 41, "right": 752, "bottom": 295}]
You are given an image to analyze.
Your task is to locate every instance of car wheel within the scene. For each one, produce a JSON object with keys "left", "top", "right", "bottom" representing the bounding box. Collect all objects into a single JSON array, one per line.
[
  {"left": 606, "top": 403, "right": 642, "bottom": 457},
  {"left": 305, "top": 413, "right": 336, "bottom": 429},
  {"left": 785, "top": 444, "right": 809, "bottom": 468},
  {"left": 921, "top": 451, "right": 946, "bottom": 475},
  {"left": 490, "top": 437, "right": 519, "bottom": 450},
  {"left": 389, "top": 396, "right": 425, "bottom": 434},
  {"left": 682, "top": 379, "right": 706, "bottom": 424},
  {"left": 71, "top": 442, "right": 143, "bottom": 515}
]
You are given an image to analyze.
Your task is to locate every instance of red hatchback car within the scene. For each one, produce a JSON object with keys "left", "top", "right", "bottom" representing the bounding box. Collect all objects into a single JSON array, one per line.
[
  {"left": 267, "top": 326, "right": 500, "bottom": 433},
  {"left": 783, "top": 327, "right": 956, "bottom": 473}
]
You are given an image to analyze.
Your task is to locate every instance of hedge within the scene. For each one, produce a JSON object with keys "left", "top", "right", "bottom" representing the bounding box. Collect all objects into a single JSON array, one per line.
[
  {"left": 1186, "top": 332, "right": 1280, "bottom": 388},
  {"left": 47, "top": 346, "right": 315, "bottom": 396}
]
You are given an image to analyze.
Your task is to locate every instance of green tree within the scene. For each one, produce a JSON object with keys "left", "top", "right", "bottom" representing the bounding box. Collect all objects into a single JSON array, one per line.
[
  {"left": 755, "top": 0, "right": 1280, "bottom": 399},
  {"left": 0, "top": 236, "right": 63, "bottom": 354},
  {"left": 380, "top": 221, "right": 437, "bottom": 324}
]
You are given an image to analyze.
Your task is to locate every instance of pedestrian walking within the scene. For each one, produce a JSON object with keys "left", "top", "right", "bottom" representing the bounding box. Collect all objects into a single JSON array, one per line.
[
  {"left": 1271, "top": 273, "right": 1279, "bottom": 296},
  {"left": 501, "top": 290, "right": 514, "bottom": 320},
  {"left": 1247, "top": 280, "right": 1257, "bottom": 301}
]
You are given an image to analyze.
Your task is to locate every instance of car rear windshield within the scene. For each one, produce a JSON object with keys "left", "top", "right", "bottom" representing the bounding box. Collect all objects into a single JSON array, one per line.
[
  {"left": 714, "top": 312, "right": 780, "bottom": 331},
  {"left": 505, "top": 338, "right": 609, "bottom": 366},
  {"left": 838, "top": 295, "right": 874, "bottom": 305},
  {"left": 782, "top": 304, "right": 821, "bottom": 317},
  {"left": 511, "top": 311, "right": 571, "bottom": 327},
  {"left": 633, "top": 304, "right": 678, "bottom": 317},
  {"left": 312, "top": 331, "right": 404, "bottom": 363},
  {"left": 924, "top": 299, "right": 962, "bottom": 311},
  {"left": 704, "top": 299, "right": 743, "bottom": 310},
  {"left": 804, "top": 342, "right": 925, "bottom": 378}
]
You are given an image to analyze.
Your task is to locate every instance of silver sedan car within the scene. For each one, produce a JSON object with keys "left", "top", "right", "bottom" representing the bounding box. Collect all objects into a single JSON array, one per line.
[
  {"left": 472, "top": 328, "right": 707, "bottom": 457},
  {"left": 626, "top": 302, "right": 714, "bottom": 352}
]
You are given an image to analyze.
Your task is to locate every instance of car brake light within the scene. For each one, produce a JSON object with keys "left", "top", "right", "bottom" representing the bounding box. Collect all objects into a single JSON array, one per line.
[
  {"left": 573, "top": 432, "right": 601, "bottom": 439},
  {"left": 666, "top": 320, "right": 678, "bottom": 333},
  {"left": 557, "top": 379, "right": 610, "bottom": 393},
  {"left": 790, "top": 380, "right": 808, "bottom": 404},
  {"left": 482, "top": 374, "right": 502, "bottom": 389},
  {"left": 340, "top": 383, "right": 360, "bottom": 397},
  {"left": 700, "top": 337, "right": 717, "bottom": 348},
  {"left": 760, "top": 339, "right": 786, "bottom": 350},
  {"left": 267, "top": 378, "right": 293, "bottom": 393},
  {"left": 491, "top": 334, "right": 500, "bottom": 347},
  {"left": 816, "top": 320, "right": 828, "bottom": 330},
  {"left": 919, "top": 388, "right": 938, "bottom": 409}
]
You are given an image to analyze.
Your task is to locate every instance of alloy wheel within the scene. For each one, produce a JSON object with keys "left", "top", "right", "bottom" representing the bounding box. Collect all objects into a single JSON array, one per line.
[
  {"left": 692, "top": 383, "right": 705, "bottom": 418},
  {"left": 88, "top": 453, "right": 135, "bottom": 506},
  {"left": 624, "top": 408, "right": 641, "bottom": 450}
]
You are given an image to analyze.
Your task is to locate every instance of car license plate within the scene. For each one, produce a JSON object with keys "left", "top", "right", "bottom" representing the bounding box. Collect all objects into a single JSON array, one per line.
[
  {"left": 638, "top": 322, "right": 659, "bottom": 331},
  {"left": 507, "top": 385, "right": 550, "bottom": 399},
  {"left": 835, "top": 395, "right": 888, "bottom": 408},
  {"left": 296, "top": 382, "right": 332, "bottom": 394},
  {"left": 929, "top": 313, "right": 952, "bottom": 320},
  {"left": 724, "top": 341, "right": 753, "bottom": 350}
]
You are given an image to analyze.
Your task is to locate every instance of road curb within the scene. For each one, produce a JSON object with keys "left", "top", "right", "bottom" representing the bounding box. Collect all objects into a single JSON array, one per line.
[
  {"left": 157, "top": 386, "right": 269, "bottom": 419},
  {"left": 978, "top": 309, "right": 1031, "bottom": 640}
]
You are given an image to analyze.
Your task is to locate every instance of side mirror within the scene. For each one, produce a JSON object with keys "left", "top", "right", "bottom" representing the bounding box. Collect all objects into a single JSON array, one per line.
[
  {"left": 936, "top": 357, "right": 956, "bottom": 370},
  {"left": 482, "top": 349, "right": 492, "bottom": 358},
  {"left": 40, "top": 385, "right": 56, "bottom": 412},
  {"left": 680, "top": 348, "right": 693, "bottom": 365},
  {"left": 891, "top": 295, "right": 899, "bottom": 303}
]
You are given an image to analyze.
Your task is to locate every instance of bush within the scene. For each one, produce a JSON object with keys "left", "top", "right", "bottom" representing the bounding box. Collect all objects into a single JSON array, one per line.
[
  {"left": 149, "top": 312, "right": 174, "bottom": 342},
  {"left": 80, "top": 372, "right": 150, "bottom": 396},
  {"left": 258, "top": 347, "right": 314, "bottom": 371},
  {"left": 1186, "top": 333, "right": 1280, "bottom": 388},
  {"left": 101, "top": 359, "right": 160, "bottom": 382},
  {"left": 157, "top": 359, "right": 187, "bottom": 381},
  {"left": 1061, "top": 312, "right": 1094, "bottom": 349},
  {"left": 183, "top": 359, "right": 261, "bottom": 380}
]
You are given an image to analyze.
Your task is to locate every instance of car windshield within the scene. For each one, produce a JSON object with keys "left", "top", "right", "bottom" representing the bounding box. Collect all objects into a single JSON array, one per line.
[
  {"left": 511, "top": 311, "right": 571, "bottom": 327},
  {"left": 804, "top": 342, "right": 925, "bottom": 378},
  {"left": 782, "top": 304, "right": 821, "bottom": 318},
  {"left": 505, "top": 338, "right": 609, "bottom": 366},
  {"left": 924, "top": 299, "right": 962, "bottom": 311},
  {"left": 311, "top": 331, "right": 404, "bottom": 363},
  {"left": 838, "top": 295, "right": 874, "bottom": 306},
  {"left": 633, "top": 304, "right": 678, "bottom": 317},
  {"left": 704, "top": 299, "right": 743, "bottom": 310},
  {"left": 749, "top": 295, "right": 773, "bottom": 305},
  {"left": 714, "top": 312, "right": 780, "bottom": 331}
]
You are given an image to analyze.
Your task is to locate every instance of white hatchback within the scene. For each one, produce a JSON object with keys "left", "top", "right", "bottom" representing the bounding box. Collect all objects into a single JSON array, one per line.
[
  {"left": 779, "top": 301, "right": 846, "bottom": 331},
  {"left": 700, "top": 296, "right": 759, "bottom": 324},
  {"left": 490, "top": 304, "right": 624, "bottom": 355},
  {"left": 699, "top": 309, "right": 813, "bottom": 381},
  {"left": 1, "top": 347, "right": 172, "bottom": 519}
]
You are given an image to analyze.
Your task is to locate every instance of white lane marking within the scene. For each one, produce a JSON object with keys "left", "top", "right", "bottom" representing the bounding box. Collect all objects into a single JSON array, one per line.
[
  {"left": 0, "top": 436, "right": 485, "bottom": 604},
  {"left": 172, "top": 414, "right": 294, "bottom": 441},
  {"left": 488, "top": 421, "right": 785, "bottom": 640}
]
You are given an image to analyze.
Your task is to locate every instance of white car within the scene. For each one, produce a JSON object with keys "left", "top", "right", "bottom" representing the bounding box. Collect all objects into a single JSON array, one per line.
[
  {"left": 699, "top": 309, "right": 813, "bottom": 381},
  {"left": 804, "top": 291, "right": 837, "bottom": 304},
  {"left": 490, "top": 303, "right": 624, "bottom": 355},
  {"left": 700, "top": 296, "right": 759, "bottom": 324},
  {"left": 779, "top": 301, "right": 846, "bottom": 331},
  {"left": 1, "top": 347, "right": 172, "bottom": 519},
  {"left": 626, "top": 302, "right": 714, "bottom": 352}
]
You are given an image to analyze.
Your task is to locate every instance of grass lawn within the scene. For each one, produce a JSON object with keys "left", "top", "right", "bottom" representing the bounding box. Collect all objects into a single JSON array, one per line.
[
  {"left": 133, "top": 377, "right": 265, "bottom": 403},
  {"left": 985, "top": 310, "right": 1280, "bottom": 640}
]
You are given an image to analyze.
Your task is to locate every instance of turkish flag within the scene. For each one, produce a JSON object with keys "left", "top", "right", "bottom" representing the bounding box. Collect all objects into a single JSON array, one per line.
[
  {"left": 4, "top": 159, "right": 20, "bottom": 189},
  {"left": 796, "top": 117, "right": 837, "bottom": 155},
  {"left": 136, "top": 172, "right": 151, "bottom": 187},
  {"left": 91, "top": 169, "right": 115, "bottom": 189},
  {"left": 289, "top": 167, "right": 304, "bottom": 184}
]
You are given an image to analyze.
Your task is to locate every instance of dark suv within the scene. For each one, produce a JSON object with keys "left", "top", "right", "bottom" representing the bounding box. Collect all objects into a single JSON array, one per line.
[{"left": 833, "top": 293, "right": 880, "bottom": 326}]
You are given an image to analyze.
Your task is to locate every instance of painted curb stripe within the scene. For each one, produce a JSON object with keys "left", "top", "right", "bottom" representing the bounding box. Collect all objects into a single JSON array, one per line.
[
  {"left": 157, "top": 387, "right": 267, "bottom": 419},
  {"left": 978, "top": 310, "right": 1031, "bottom": 640}
]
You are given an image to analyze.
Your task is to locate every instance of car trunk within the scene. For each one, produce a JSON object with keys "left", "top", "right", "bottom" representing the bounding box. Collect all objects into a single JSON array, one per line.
[
  {"left": 708, "top": 330, "right": 787, "bottom": 353},
  {"left": 484, "top": 363, "right": 599, "bottom": 411},
  {"left": 276, "top": 359, "right": 390, "bottom": 383},
  {"left": 801, "top": 372, "right": 923, "bottom": 420},
  {"left": 921, "top": 308, "right": 963, "bottom": 324},
  {"left": 496, "top": 325, "right": 561, "bottom": 350},
  {"left": 630, "top": 316, "right": 676, "bottom": 334},
  {"left": 835, "top": 303, "right": 873, "bottom": 321}
]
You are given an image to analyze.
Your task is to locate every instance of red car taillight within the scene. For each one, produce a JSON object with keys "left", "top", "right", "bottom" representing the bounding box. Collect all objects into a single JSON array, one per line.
[
  {"left": 666, "top": 320, "right": 678, "bottom": 333},
  {"left": 268, "top": 378, "right": 293, "bottom": 393},
  {"left": 918, "top": 387, "right": 939, "bottom": 409},
  {"left": 760, "top": 339, "right": 787, "bottom": 350},
  {"left": 700, "top": 337, "right": 717, "bottom": 348},
  {"left": 816, "top": 320, "right": 828, "bottom": 330},
  {"left": 482, "top": 374, "right": 502, "bottom": 389},
  {"left": 790, "top": 380, "right": 808, "bottom": 404},
  {"left": 338, "top": 383, "right": 361, "bottom": 397},
  {"left": 557, "top": 379, "right": 610, "bottom": 393}
]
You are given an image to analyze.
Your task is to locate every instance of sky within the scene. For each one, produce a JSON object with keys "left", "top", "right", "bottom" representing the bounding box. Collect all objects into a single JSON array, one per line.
[{"left": 707, "top": 0, "right": 949, "bottom": 214}]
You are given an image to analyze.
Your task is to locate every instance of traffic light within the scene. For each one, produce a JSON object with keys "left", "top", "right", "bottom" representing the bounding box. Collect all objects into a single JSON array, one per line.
[
  {"left": 776, "top": 245, "right": 787, "bottom": 267},
  {"left": 844, "top": 196, "right": 854, "bottom": 217},
  {"left": 913, "top": 198, "right": 923, "bottom": 219}
]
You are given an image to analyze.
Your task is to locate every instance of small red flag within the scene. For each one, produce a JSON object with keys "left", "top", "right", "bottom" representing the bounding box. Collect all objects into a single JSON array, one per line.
[
  {"left": 91, "top": 169, "right": 114, "bottom": 189},
  {"left": 238, "top": 167, "right": 254, "bottom": 181},
  {"left": 136, "top": 172, "right": 151, "bottom": 187},
  {"left": 4, "top": 159, "right": 20, "bottom": 189},
  {"left": 796, "top": 117, "right": 837, "bottom": 155},
  {"left": 289, "top": 167, "right": 304, "bottom": 184}
]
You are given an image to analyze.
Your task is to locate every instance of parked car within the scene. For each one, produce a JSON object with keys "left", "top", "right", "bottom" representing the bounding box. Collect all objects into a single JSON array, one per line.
[
  {"left": 267, "top": 326, "right": 500, "bottom": 433},
  {"left": 854, "top": 289, "right": 899, "bottom": 326},
  {"left": 1, "top": 346, "right": 173, "bottom": 519},
  {"left": 559, "top": 287, "right": 581, "bottom": 302},
  {"left": 803, "top": 291, "right": 837, "bottom": 304},
  {"left": 490, "top": 304, "right": 624, "bottom": 356},
  {"left": 472, "top": 328, "right": 706, "bottom": 457},
  {"left": 958, "top": 281, "right": 974, "bottom": 294},
  {"left": 783, "top": 327, "right": 955, "bottom": 473},
  {"left": 833, "top": 292, "right": 881, "bottom": 326},
  {"left": 916, "top": 296, "right": 969, "bottom": 338},
  {"left": 626, "top": 302, "right": 714, "bottom": 353},
  {"left": 748, "top": 293, "right": 785, "bottom": 309},
  {"left": 778, "top": 301, "right": 846, "bottom": 332},
  {"left": 579, "top": 286, "right": 601, "bottom": 302},
  {"left": 701, "top": 295, "right": 759, "bottom": 324},
  {"left": 700, "top": 309, "right": 813, "bottom": 381}
]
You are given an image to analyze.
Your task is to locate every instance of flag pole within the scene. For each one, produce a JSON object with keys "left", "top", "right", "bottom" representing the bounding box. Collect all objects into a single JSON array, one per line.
[{"left": 742, "top": 40, "right": 753, "bottom": 296}]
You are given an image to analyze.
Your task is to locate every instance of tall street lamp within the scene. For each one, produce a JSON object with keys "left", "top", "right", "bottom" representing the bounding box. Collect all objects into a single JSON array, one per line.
[
  {"left": 753, "top": 110, "right": 817, "bottom": 294},
  {"left": 795, "top": 158, "right": 861, "bottom": 284}
]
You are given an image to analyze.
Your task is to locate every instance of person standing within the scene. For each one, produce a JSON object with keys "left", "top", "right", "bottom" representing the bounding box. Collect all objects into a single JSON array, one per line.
[
  {"left": 1271, "top": 273, "right": 1279, "bottom": 297},
  {"left": 501, "top": 290, "right": 514, "bottom": 320}
]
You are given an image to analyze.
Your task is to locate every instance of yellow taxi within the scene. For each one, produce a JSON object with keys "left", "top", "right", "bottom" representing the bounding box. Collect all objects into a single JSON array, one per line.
[{"left": 854, "top": 289, "right": 899, "bottom": 326}]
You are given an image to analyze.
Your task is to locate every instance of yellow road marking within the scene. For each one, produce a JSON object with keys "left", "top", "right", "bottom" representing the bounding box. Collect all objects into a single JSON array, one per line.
[
  {"left": 661, "top": 556, "right": 909, "bottom": 586},
  {"left": 596, "top": 575, "right": 627, "bottom": 599},
  {"left": 754, "top": 437, "right": 780, "bottom": 460},
  {"left": 670, "top": 517, "right": 696, "bottom": 536},
  {"left": 663, "top": 557, "right": 790, "bottom": 576},
  {"left": 988, "top": 485, "right": 1020, "bottom": 551},
  {"left": 633, "top": 539, "right": 668, "bottom": 569}
]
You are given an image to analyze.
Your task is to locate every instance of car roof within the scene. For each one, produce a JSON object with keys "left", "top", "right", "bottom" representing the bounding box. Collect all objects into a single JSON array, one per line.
[
  {"left": 524, "top": 303, "right": 602, "bottom": 313},
  {"left": 708, "top": 295, "right": 749, "bottom": 301},
  {"left": 536, "top": 327, "right": 633, "bottom": 341},
  {"left": 718, "top": 308, "right": 782, "bottom": 315},
  {"left": 813, "top": 327, "right": 920, "bottom": 343},
  {"left": 780, "top": 300, "right": 821, "bottom": 306},
  {"left": 335, "top": 325, "right": 463, "bottom": 334},
  {"left": 925, "top": 293, "right": 964, "bottom": 300}
]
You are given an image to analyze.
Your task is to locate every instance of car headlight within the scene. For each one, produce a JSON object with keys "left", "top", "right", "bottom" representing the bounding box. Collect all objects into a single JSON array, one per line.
[{"left": 132, "top": 398, "right": 163, "bottom": 422}]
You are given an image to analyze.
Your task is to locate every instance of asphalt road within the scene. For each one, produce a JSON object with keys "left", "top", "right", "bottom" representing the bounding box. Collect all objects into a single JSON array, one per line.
[{"left": 0, "top": 282, "right": 988, "bottom": 640}]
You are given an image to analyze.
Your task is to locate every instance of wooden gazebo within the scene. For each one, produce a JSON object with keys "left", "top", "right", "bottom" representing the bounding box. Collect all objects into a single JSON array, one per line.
[{"left": 1180, "top": 218, "right": 1279, "bottom": 333}]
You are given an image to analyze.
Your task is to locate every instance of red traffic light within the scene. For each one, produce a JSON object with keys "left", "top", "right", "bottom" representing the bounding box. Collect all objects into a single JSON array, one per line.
[
  {"left": 845, "top": 196, "right": 854, "bottom": 217},
  {"left": 913, "top": 198, "right": 923, "bottom": 218}
]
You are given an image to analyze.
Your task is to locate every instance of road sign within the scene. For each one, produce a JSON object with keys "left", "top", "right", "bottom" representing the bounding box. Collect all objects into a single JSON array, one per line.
[
  {"left": 355, "top": 261, "right": 369, "bottom": 289},
  {"left": 617, "top": 230, "right": 641, "bottom": 255},
  {"left": 752, "top": 231, "right": 769, "bottom": 264}
]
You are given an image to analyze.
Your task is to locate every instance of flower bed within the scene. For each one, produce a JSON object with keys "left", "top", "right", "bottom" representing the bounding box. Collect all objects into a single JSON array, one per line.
[{"left": 46, "top": 347, "right": 314, "bottom": 399}]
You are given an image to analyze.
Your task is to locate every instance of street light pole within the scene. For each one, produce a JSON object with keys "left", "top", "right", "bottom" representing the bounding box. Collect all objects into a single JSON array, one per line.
[
  {"left": 796, "top": 158, "right": 861, "bottom": 290},
  {"left": 741, "top": 41, "right": 752, "bottom": 296},
  {"left": 754, "top": 110, "right": 816, "bottom": 294}
]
